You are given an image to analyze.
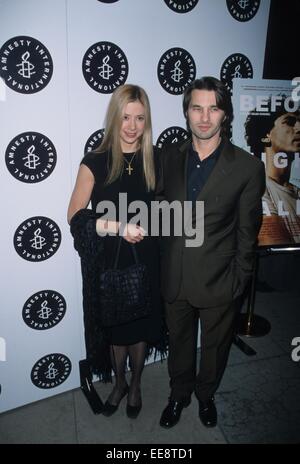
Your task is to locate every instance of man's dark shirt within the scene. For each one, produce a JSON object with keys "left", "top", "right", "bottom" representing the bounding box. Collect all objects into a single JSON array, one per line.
[{"left": 187, "top": 140, "right": 223, "bottom": 204}]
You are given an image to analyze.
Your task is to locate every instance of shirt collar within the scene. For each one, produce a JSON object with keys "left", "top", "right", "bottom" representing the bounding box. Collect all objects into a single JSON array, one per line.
[{"left": 189, "top": 138, "right": 224, "bottom": 161}]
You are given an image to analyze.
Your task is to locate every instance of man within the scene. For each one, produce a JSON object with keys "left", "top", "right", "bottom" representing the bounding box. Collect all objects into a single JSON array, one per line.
[
  {"left": 245, "top": 101, "right": 300, "bottom": 245},
  {"left": 157, "top": 76, "right": 265, "bottom": 428}
]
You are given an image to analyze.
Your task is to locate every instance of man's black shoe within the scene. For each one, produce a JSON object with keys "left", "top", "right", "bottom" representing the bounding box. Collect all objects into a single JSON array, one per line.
[
  {"left": 198, "top": 397, "right": 217, "bottom": 427},
  {"left": 159, "top": 398, "right": 191, "bottom": 429}
]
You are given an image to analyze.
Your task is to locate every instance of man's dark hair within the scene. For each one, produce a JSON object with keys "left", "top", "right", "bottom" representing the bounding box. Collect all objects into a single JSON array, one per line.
[
  {"left": 244, "top": 95, "right": 300, "bottom": 157},
  {"left": 183, "top": 76, "right": 233, "bottom": 137}
]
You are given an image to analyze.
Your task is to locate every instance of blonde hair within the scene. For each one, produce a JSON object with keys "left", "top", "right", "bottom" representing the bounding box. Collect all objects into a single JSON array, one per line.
[{"left": 97, "top": 84, "right": 155, "bottom": 191}]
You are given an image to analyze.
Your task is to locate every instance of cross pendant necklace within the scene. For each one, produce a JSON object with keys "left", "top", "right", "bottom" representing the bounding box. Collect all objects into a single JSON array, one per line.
[
  {"left": 123, "top": 152, "right": 136, "bottom": 175},
  {"left": 126, "top": 164, "right": 133, "bottom": 175}
]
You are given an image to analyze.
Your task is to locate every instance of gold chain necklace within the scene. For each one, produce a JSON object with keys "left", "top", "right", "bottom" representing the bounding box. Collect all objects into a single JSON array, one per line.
[{"left": 123, "top": 152, "right": 136, "bottom": 175}]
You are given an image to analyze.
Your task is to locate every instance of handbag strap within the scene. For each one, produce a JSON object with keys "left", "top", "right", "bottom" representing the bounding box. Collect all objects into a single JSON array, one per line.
[{"left": 113, "top": 236, "right": 139, "bottom": 269}]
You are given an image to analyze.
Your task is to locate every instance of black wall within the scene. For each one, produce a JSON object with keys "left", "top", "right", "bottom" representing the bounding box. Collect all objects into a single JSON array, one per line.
[{"left": 263, "top": 0, "right": 300, "bottom": 80}]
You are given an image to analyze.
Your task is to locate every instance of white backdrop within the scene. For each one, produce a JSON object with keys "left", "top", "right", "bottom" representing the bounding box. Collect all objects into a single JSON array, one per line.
[{"left": 0, "top": 0, "right": 271, "bottom": 413}]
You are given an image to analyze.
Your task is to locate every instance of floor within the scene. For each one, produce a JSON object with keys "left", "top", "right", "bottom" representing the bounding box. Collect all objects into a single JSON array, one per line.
[{"left": 1, "top": 280, "right": 300, "bottom": 444}]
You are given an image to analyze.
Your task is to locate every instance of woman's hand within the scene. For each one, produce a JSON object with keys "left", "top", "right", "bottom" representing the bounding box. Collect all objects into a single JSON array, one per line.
[{"left": 121, "top": 223, "right": 146, "bottom": 243}]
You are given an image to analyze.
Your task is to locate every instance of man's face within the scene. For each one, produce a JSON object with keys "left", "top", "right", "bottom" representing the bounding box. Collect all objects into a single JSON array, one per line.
[
  {"left": 269, "top": 112, "right": 300, "bottom": 153},
  {"left": 186, "top": 89, "right": 225, "bottom": 141}
]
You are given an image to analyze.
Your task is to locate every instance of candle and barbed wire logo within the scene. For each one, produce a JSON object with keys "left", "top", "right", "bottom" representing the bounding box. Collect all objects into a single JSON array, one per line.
[
  {"left": 220, "top": 53, "right": 253, "bottom": 92},
  {"left": 163, "top": 0, "right": 199, "bottom": 13},
  {"left": 0, "top": 36, "right": 53, "bottom": 94},
  {"left": 31, "top": 353, "right": 71, "bottom": 389},
  {"left": 226, "top": 0, "right": 260, "bottom": 22},
  {"left": 82, "top": 41, "right": 128, "bottom": 94},
  {"left": 157, "top": 47, "right": 196, "bottom": 95},
  {"left": 14, "top": 216, "right": 61, "bottom": 262},
  {"left": 156, "top": 126, "right": 189, "bottom": 150},
  {"left": 84, "top": 128, "right": 105, "bottom": 153},
  {"left": 22, "top": 290, "right": 66, "bottom": 331},
  {"left": 5, "top": 132, "right": 56, "bottom": 183}
]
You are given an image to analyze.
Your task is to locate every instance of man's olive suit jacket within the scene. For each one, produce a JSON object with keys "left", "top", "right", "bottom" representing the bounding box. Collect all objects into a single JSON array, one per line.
[{"left": 157, "top": 138, "right": 266, "bottom": 308}]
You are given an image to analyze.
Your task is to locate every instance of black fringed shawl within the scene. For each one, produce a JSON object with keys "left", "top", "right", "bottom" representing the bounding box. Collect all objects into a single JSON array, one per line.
[
  {"left": 70, "top": 208, "right": 168, "bottom": 382},
  {"left": 70, "top": 208, "right": 112, "bottom": 381}
]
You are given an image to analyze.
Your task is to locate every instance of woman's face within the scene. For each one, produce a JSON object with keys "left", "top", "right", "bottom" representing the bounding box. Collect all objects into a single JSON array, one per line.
[
  {"left": 268, "top": 112, "right": 300, "bottom": 153},
  {"left": 120, "top": 100, "right": 146, "bottom": 152}
]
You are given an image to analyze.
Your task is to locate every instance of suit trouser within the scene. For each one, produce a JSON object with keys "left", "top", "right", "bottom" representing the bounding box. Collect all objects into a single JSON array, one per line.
[{"left": 165, "top": 283, "right": 237, "bottom": 403}]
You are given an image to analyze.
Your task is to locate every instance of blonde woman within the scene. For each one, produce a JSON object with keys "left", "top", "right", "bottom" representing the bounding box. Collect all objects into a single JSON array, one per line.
[{"left": 68, "top": 84, "right": 166, "bottom": 419}]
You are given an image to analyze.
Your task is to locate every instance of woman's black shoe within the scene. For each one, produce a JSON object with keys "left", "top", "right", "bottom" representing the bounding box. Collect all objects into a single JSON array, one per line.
[
  {"left": 102, "top": 385, "right": 129, "bottom": 417},
  {"left": 126, "top": 402, "right": 142, "bottom": 419}
]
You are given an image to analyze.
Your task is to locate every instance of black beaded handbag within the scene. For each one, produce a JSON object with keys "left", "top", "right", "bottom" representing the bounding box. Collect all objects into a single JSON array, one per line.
[{"left": 99, "top": 237, "right": 151, "bottom": 327}]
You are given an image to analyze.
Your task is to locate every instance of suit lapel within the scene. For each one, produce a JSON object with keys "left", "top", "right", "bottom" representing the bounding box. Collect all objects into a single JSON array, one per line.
[
  {"left": 197, "top": 139, "right": 236, "bottom": 201},
  {"left": 175, "top": 139, "right": 190, "bottom": 202}
]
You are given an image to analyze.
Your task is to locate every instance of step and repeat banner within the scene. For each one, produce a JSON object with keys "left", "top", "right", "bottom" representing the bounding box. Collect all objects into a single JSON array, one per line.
[{"left": 0, "top": 0, "right": 271, "bottom": 413}]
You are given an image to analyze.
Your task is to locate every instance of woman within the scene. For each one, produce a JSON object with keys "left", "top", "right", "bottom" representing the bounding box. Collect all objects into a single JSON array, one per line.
[{"left": 68, "top": 84, "right": 166, "bottom": 418}]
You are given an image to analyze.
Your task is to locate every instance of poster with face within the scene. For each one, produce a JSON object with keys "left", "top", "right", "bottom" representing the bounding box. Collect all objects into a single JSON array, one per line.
[{"left": 232, "top": 79, "right": 300, "bottom": 247}]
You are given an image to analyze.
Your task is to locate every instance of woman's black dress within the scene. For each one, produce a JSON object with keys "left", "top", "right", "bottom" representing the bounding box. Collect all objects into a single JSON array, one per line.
[{"left": 81, "top": 149, "right": 163, "bottom": 346}]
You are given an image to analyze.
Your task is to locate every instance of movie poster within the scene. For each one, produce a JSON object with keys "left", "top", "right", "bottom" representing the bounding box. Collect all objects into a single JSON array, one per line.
[{"left": 232, "top": 78, "right": 300, "bottom": 247}]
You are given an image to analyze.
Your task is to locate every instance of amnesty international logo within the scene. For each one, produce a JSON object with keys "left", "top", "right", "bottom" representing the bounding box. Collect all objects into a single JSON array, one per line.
[
  {"left": 85, "top": 128, "right": 105, "bottom": 153},
  {"left": 226, "top": 0, "right": 260, "bottom": 22},
  {"left": 164, "top": 0, "right": 198, "bottom": 13},
  {"left": 31, "top": 353, "right": 71, "bottom": 389},
  {"left": 22, "top": 290, "right": 66, "bottom": 331},
  {"left": 220, "top": 53, "right": 253, "bottom": 92},
  {"left": 157, "top": 47, "right": 196, "bottom": 95},
  {"left": 0, "top": 36, "right": 53, "bottom": 94},
  {"left": 5, "top": 132, "right": 56, "bottom": 183},
  {"left": 82, "top": 41, "right": 128, "bottom": 94},
  {"left": 14, "top": 216, "right": 61, "bottom": 262},
  {"left": 156, "top": 126, "right": 189, "bottom": 150}
]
